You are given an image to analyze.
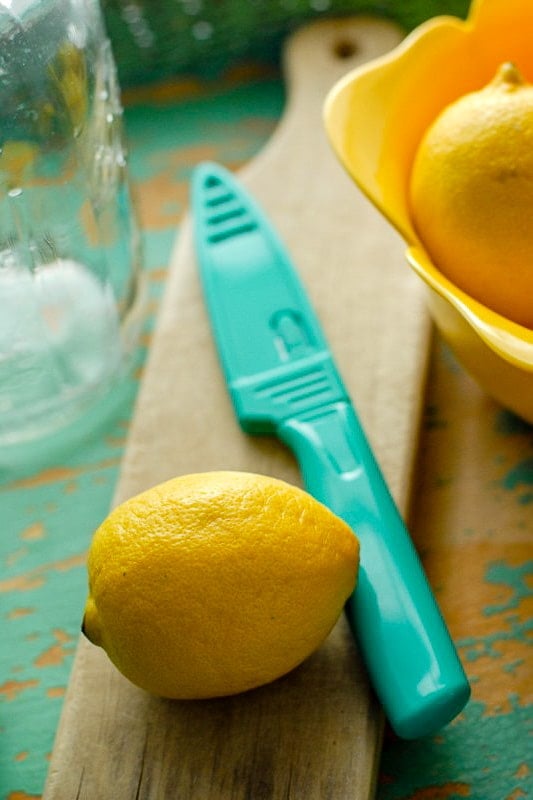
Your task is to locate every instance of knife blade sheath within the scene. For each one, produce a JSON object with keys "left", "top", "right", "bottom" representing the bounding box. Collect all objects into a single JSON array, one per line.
[{"left": 192, "top": 161, "right": 470, "bottom": 739}]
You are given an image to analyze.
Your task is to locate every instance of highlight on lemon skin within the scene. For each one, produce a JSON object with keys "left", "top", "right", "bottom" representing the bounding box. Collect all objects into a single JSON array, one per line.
[
  {"left": 409, "top": 61, "right": 533, "bottom": 329},
  {"left": 81, "top": 471, "right": 359, "bottom": 700}
]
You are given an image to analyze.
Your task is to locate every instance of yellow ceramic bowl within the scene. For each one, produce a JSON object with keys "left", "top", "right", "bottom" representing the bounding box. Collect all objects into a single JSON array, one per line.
[{"left": 324, "top": 0, "right": 533, "bottom": 423}]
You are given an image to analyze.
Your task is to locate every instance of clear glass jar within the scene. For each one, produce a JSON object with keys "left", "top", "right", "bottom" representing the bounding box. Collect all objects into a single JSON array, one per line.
[{"left": 0, "top": 0, "right": 145, "bottom": 445}]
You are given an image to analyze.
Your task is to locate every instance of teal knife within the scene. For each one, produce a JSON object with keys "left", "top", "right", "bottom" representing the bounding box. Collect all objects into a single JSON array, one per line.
[{"left": 192, "top": 161, "right": 470, "bottom": 739}]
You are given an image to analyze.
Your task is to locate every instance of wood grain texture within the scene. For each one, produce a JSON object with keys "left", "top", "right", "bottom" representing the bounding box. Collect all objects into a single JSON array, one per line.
[{"left": 44, "top": 17, "right": 431, "bottom": 800}]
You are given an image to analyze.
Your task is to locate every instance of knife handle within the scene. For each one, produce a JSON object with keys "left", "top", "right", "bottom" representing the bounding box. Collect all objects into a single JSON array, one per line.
[{"left": 278, "top": 401, "right": 470, "bottom": 739}]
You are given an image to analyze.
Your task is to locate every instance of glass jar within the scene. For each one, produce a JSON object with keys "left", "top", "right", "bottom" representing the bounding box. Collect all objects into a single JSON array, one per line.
[{"left": 0, "top": 0, "right": 145, "bottom": 445}]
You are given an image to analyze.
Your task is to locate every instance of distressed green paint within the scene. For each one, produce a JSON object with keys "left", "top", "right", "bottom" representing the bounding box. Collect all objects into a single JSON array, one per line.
[
  {"left": 124, "top": 79, "right": 285, "bottom": 183},
  {"left": 484, "top": 560, "right": 533, "bottom": 616},
  {"left": 501, "top": 457, "right": 533, "bottom": 503},
  {"left": 1, "top": 465, "right": 124, "bottom": 797},
  {"left": 378, "top": 699, "right": 533, "bottom": 800},
  {"left": 459, "top": 616, "right": 531, "bottom": 662},
  {"left": 455, "top": 560, "right": 531, "bottom": 664}
]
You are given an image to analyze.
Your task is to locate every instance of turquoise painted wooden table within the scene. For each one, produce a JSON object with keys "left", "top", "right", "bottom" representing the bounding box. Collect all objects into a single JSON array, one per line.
[{"left": 1, "top": 64, "right": 532, "bottom": 800}]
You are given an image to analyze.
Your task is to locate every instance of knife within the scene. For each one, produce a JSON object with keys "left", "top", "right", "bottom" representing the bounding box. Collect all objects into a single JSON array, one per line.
[{"left": 192, "top": 161, "right": 470, "bottom": 739}]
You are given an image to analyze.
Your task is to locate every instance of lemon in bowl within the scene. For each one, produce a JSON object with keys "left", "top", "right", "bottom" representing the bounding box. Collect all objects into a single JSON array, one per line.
[{"left": 324, "top": 0, "right": 533, "bottom": 423}]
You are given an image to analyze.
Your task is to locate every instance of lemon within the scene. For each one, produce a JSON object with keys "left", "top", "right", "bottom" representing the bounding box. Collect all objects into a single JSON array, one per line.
[
  {"left": 82, "top": 471, "right": 359, "bottom": 699},
  {"left": 409, "top": 62, "right": 533, "bottom": 329}
]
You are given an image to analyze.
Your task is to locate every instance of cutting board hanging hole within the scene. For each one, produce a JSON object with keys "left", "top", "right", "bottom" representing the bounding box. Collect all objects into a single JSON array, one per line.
[{"left": 333, "top": 36, "right": 358, "bottom": 60}]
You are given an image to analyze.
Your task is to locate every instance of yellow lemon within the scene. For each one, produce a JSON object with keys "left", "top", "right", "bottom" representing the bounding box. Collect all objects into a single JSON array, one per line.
[
  {"left": 409, "top": 62, "right": 533, "bottom": 329},
  {"left": 82, "top": 471, "right": 359, "bottom": 699}
]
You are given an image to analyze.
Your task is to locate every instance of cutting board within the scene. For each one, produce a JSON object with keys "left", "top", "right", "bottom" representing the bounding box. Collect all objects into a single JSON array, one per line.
[{"left": 43, "top": 17, "right": 431, "bottom": 800}]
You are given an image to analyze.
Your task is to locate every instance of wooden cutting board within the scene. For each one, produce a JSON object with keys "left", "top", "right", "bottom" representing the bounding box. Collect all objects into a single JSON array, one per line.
[{"left": 43, "top": 17, "right": 431, "bottom": 800}]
